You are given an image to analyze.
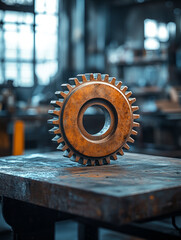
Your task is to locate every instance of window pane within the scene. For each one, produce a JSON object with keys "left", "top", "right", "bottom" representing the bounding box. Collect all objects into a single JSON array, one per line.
[
  {"left": 2, "top": 0, "right": 33, "bottom": 5},
  {"left": 35, "top": 0, "right": 46, "bottom": 13},
  {"left": 35, "top": 32, "right": 57, "bottom": 60},
  {"left": 19, "top": 24, "right": 33, "bottom": 60},
  {"left": 4, "top": 11, "right": 18, "bottom": 23},
  {"left": 36, "top": 61, "right": 58, "bottom": 85},
  {"left": 2, "top": 6, "right": 59, "bottom": 87},
  {"left": 0, "top": 62, "right": 3, "bottom": 84},
  {"left": 35, "top": 0, "right": 58, "bottom": 14},
  {"left": 4, "top": 31, "right": 18, "bottom": 59},
  {"left": 36, "top": 14, "right": 58, "bottom": 33},
  {"left": 24, "top": 12, "right": 34, "bottom": 24},
  {"left": 0, "top": 10, "right": 3, "bottom": 21},
  {"left": 45, "top": 0, "right": 58, "bottom": 14},
  {"left": 19, "top": 63, "right": 33, "bottom": 86},
  {"left": 4, "top": 23, "right": 17, "bottom": 31},
  {"left": 0, "top": 28, "right": 3, "bottom": 59},
  {"left": 4, "top": 11, "right": 33, "bottom": 24},
  {"left": 5, "top": 62, "right": 18, "bottom": 83}
]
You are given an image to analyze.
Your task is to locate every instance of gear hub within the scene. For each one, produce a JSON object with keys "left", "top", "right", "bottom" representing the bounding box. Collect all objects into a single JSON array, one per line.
[{"left": 48, "top": 73, "right": 139, "bottom": 165}]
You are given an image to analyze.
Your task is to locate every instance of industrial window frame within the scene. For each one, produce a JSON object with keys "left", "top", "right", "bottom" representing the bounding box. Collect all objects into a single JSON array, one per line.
[{"left": 0, "top": 0, "right": 60, "bottom": 87}]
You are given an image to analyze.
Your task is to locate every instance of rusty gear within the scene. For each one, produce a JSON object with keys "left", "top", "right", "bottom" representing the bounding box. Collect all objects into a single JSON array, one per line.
[{"left": 48, "top": 73, "right": 140, "bottom": 166}]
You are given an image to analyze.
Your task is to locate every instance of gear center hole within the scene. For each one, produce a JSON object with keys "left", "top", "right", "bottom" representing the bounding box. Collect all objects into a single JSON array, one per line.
[{"left": 83, "top": 105, "right": 111, "bottom": 136}]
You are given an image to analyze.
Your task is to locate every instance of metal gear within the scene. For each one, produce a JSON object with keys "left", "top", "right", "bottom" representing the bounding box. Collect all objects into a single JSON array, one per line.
[{"left": 48, "top": 73, "right": 140, "bottom": 166}]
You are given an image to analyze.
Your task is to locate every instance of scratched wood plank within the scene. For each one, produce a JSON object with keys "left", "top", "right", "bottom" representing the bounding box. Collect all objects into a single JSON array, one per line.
[{"left": 0, "top": 152, "right": 181, "bottom": 225}]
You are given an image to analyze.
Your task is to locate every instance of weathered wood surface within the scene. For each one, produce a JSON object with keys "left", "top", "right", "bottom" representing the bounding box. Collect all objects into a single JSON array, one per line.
[{"left": 0, "top": 152, "right": 181, "bottom": 225}]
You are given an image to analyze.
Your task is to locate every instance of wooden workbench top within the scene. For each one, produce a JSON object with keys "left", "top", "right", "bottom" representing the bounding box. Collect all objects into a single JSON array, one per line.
[{"left": 0, "top": 152, "right": 181, "bottom": 225}]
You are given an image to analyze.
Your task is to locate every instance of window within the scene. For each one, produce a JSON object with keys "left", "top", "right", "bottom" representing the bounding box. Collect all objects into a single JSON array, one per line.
[
  {"left": 144, "top": 19, "right": 173, "bottom": 50},
  {"left": 0, "top": 0, "right": 59, "bottom": 86}
]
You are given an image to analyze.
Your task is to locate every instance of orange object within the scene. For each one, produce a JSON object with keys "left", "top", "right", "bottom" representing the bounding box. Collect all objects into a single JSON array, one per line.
[
  {"left": 48, "top": 73, "right": 140, "bottom": 165},
  {"left": 13, "top": 120, "right": 24, "bottom": 156}
]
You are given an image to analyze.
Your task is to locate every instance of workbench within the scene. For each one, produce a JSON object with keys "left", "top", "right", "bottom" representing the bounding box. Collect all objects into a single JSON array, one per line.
[{"left": 0, "top": 152, "right": 181, "bottom": 239}]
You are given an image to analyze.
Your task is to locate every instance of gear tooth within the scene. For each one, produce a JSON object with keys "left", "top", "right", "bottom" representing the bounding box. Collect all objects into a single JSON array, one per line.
[
  {"left": 90, "top": 73, "right": 95, "bottom": 81},
  {"left": 55, "top": 91, "right": 67, "bottom": 99},
  {"left": 116, "top": 81, "right": 122, "bottom": 89},
  {"left": 49, "top": 127, "right": 61, "bottom": 134},
  {"left": 132, "top": 106, "right": 139, "bottom": 112},
  {"left": 52, "top": 136, "right": 63, "bottom": 144},
  {"left": 68, "top": 77, "right": 78, "bottom": 86},
  {"left": 61, "top": 84, "right": 67, "bottom": 91},
  {"left": 133, "top": 122, "right": 140, "bottom": 127},
  {"left": 55, "top": 128, "right": 61, "bottom": 134},
  {"left": 55, "top": 91, "right": 61, "bottom": 97},
  {"left": 49, "top": 127, "right": 56, "bottom": 133},
  {"left": 111, "top": 153, "right": 117, "bottom": 160},
  {"left": 67, "top": 150, "right": 74, "bottom": 158},
  {"left": 110, "top": 77, "right": 116, "bottom": 86},
  {"left": 129, "top": 98, "right": 136, "bottom": 105},
  {"left": 131, "top": 129, "right": 138, "bottom": 135},
  {"left": 124, "top": 143, "right": 130, "bottom": 150},
  {"left": 83, "top": 159, "right": 88, "bottom": 165},
  {"left": 133, "top": 114, "right": 140, "bottom": 119},
  {"left": 50, "top": 100, "right": 58, "bottom": 107},
  {"left": 118, "top": 149, "right": 124, "bottom": 156},
  {"left": 57, "top": 137, "right": 63, "bottom": 143},
  {"left": 63, "top": 150, "right": 69, "bottom": 157},
  {"left": 48, "top": 118, "right": 59, "bottom": 125},
  {"left": 50, "top": 100, "right": 56, "bottom": 106},
  {"left": 49, "top": 127, "right": 59, "bottom": 134},
  {"left": 68, "top": 78, "right": 74, "bottom": 84},
  {"left": 106, "top": 157, "right": 110, "bottom": 164},
  {"left": 50, "top": 100, "right": 63, "bottom": 108},
  {"left": 75, "top": 155, "right": 80, "bottom": 162},
  {"left": 67, "top": 84, "right": 73, "bottom": 91},
  {"left": 62, "top": 144, "right": 68, "bottom": 151},
  {"left": 78, "top": 74, "right": 87, "bottom": 82},
  {"left": 60, "top": 91, "right": 67, "bottom": 98},
  {"left": 57, "top": 101, "right": 63, "bottom": 107},
  {"left": 110, "top": 77, "right": 116, "bottom": 85},
  {"left": 90, "top": 160, "right": 95, "bottom": 166},
  {"left": 121, "top": 86, "right": 128, "bottom": 94},
  {"left": 125, "top": 91, "right": 132, "bottom": 98},
  {"left": 48, "top": 109, "right": 54, "bottom": 116},
  {"left": 74, "top": 78, "right": 81, "bottom": 86},
  {"left": 97, "top": 73, "right": 102, "bottom": 81},
  {"left": 52, "top": 135, "right": 58, "bottom": 142},
  {"left": 128, "top": 137, "right": 134, "bottom": 143},
  {"left": 48, "top": 109, "right": 60, "bottom": 116},
  {"left": 61, "top": 83, "right": 73, "bottom": 92},
  {"left": 57, "top": 143, "right": 64, "bottom": 150},
  {"left": 69, "top": 77, "right": 80, "bottom": 86},
  {"left": 104, "top": 74, "right": 109, "bottom": 82},
  {"left": 98, "top": 159, "right": 103, "bottom": 165},
  {"left": 53, "top": 119, "right": 59, "bottom": 125}
]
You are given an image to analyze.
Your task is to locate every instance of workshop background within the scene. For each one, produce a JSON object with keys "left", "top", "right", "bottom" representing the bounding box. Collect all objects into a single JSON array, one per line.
[
  {"left": 0, "top": 0, "right": 181, "bottom": 239},
  {"left": 0, "top": 0, "right": 181, "bottom": 158}
]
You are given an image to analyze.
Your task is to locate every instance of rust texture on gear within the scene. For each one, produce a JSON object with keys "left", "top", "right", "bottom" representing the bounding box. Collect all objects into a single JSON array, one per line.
[{"left": 48, "top": 73, "right": 140, "bottom": 166}]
